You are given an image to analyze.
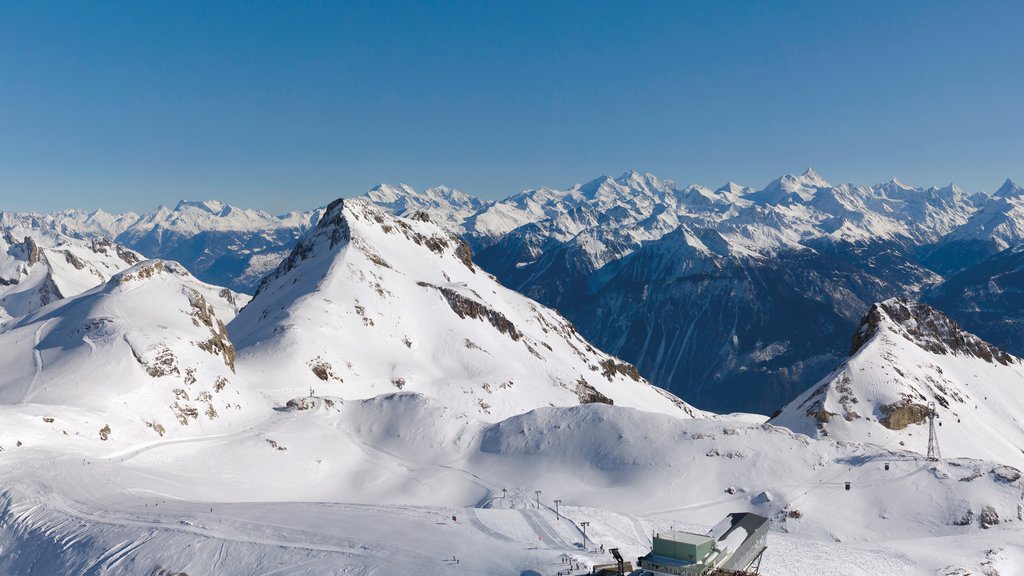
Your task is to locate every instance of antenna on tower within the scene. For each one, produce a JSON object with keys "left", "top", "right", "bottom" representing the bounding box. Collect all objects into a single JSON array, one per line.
[{"left": 927, "top": 401, "right": 941, "bottom": 461}]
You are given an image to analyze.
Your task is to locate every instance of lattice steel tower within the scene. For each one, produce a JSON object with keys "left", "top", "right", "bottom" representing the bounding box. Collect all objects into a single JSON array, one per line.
[{"left": 927, "top": 401, "right": 941, "bottom": 461}]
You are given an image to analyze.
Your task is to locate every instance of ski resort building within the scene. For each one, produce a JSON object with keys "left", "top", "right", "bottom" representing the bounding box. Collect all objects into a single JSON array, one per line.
[{"left": 636, "top": 513, "right": 768, "bottom": 575}]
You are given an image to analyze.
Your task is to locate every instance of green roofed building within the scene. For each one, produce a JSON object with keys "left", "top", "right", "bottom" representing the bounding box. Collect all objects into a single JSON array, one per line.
[
  {"left": 653, "top": 531, "right": 715, "bottom": 564},
  {"left": 637, "top": 513, "right": 768, "bottom": 576}
]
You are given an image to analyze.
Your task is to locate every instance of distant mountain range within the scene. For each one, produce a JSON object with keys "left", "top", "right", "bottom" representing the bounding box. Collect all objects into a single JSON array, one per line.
[
  {"left": 357, "top": 170, "right": 1024, "bottom": 414},
  {"left": 1, "top": 200, "right": 320, "bottom": 294},
  {"left": 5, "top": 169, "right": 1024, "bottom": 414}
]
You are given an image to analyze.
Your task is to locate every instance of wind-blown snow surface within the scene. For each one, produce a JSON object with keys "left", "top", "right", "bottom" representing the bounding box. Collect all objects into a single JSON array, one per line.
[{"left": 771, "top": 299, "right": 1024, "bottom": 469}]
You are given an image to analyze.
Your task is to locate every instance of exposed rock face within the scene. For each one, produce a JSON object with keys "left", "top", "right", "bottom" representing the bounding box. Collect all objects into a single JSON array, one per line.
[
  {"left": 599, "top": 358, "right": 641, "bottom": 382},
  {"left": 255, "top": 202, "right": 349, "bottom": 297},
  {"left": 992, "top": 466, "right": 1022, "bottom": 483},
  {"left": 417, "top": 281, "right": 522, "bottom": 342},
  {"left": 852, "top": 300, "right": 1015, "bottom": 365},
  {"left": 23, "top": 236, "right": 40, "bottom": 265},
  {"left": 953, "top": 509, "right": 974, "bottom": 526},
  {"left": 576, "top": 379, "right": 613, "bottom": 405},
  {"left": 64, "top": 251, "right": 87, "bottom": 270},
  {"left": 878, "top": 399, "right": 931, "bottom": 431},
  {"left": 980, "top": 505, "right": 1000, "bottom": 528}
]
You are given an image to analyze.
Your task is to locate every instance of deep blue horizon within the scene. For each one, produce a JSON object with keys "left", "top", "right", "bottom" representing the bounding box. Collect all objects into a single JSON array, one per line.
[{"left": 2, "top": 1, "right": 1022, "bottom": 214}]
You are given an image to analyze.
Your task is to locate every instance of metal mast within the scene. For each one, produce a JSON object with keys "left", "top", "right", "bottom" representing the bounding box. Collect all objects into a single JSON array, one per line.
[{"left": 927, "top": 401, "right": 941, "bottom": 461}]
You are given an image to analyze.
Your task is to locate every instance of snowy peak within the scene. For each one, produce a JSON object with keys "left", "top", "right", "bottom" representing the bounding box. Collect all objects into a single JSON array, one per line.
[
  {"left": 614, "top": 170, "right": 678, "bottom": 195},
  {"left": 800, "top": 166, "right": 829, "bottom": 186},
  {"left": 362, "top": 183, "right": 490, "bottom": 233},
  {"left": 771, "top": 298, "right": 1024, "bottom": 467},
  {"left": 887, "top": 177, "right": 913, "bottom": 190},
  {"left": 993, "top": 178, "right": 1024, "bottom": 198},
  {"left": 851, "top": 299, "right": 1016, "bottom": 365},
  {"left": 172, "top": 199, "right": 233, "bottom": 217},
  {"left": 746, "top": 168, "right": 832, "bottom": 205},
  {"left": 233, "top": 198, "right": 700, "bottom": 421}
]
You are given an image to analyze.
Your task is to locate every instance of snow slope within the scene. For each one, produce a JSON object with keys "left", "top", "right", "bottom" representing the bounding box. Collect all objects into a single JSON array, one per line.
[
  {"left": 230, "top": 198, "right": 698, "bottom": 420},
  {"left": 771, "top": 298, "right": 1024, "bottom": 469},
  {"left": 0, "top": 396, "right": 1021, "bottom": 575}
]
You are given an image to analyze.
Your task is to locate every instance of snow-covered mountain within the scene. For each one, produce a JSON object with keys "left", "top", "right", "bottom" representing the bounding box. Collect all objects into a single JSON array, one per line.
[
  {"left": 0, "top": 259, "right": 260, "bottom": 448},
  {"left": 926, "top": 243, "right": 1024, "bottom": 355},
  {"left": 354, "top": 170, "right": 1024, "bottom": 415},
  {"left": 0, "top": 230, "right": 143, "bottom": 322},
  {"left": 386, "top": 170, "right": 968, "bottom": 413},
  {"left": 364, "top": 183, "right": 491, "bottom": 233},
  {"left": 922, "top": 179, "right": 1024, "bottom": 275},
  {"left": 112, "top": 200, "right": 321, "bottom": 293},
  {"left": 2, "top": 201, "right": 322, "bottom": 294},
  {"left": 771, "top": 299, "right": 1024, "bottom": 468},
  {"left": 230, "top": 197, "right": 699, "bottom": 420}
]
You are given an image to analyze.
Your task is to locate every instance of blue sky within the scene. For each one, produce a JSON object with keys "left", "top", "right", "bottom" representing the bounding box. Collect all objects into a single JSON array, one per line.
[{"left": 1, "top": 1, "right": 1022, "bottom": 213}]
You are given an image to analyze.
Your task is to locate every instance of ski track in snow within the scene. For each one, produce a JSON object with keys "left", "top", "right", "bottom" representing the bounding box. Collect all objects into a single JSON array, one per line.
[
  {"left": 518, "top": 509, "right": 574, "bottom": 550},
  {"left": 26, "top": 318, "right": 53, "bottom": 402}
]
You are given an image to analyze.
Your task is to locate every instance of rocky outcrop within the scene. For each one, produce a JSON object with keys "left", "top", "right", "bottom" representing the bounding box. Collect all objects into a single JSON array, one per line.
[
  {"left": 878, "top": 399, "right": 932, "bottom": 430},
  {"left": 980, "top": 506, "right": 1000, "bottom": 528},
  {"left": 576, "top": 379, "right": 613, "bottom": 405},
  {"left": 23, "top": 236, "right": 40, "bottom": 265},
  {"left": 852, "top": 299, "right": 1015, "bottom": 365},
  {"left": 417, "top": 282, "right": 522, "bottom": 341}
]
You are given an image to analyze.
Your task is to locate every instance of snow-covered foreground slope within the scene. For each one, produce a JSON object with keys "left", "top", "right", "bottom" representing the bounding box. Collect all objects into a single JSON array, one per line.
[
  {"left": 230, "top": 198, "right": 698, "bottom": 420},
  {"left": 771, "top": 299, "right": 1024, "bottom": 469},
  {"left": 0, "top": 397, "right": 1021, "bottom": 575}
]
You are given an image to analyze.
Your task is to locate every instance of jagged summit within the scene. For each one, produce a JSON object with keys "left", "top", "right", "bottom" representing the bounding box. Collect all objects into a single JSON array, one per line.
[
  {"left": 994, "top": 178, "right": 1023, "bottom": 198},
  {"left": 850, "top": 299, "right": 1015, "bottom": 364},
  {"left": 801, "top": 166, "right": 828, "bottom": 184},
  {"left": 771, "top": 298, "right": 1024, "bottom": 467},
  {"left": 173, "top": 199, "right": 230, "bottom": 215},
  {"left": 745, "top": 168, "right": 832, "bottom": 205},
  {"left": 884, "top": 177, "right": 914, "bottom": 190},
  {"left": 231, "top": 198, "right": 700, "bottom": 421}
]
